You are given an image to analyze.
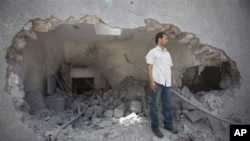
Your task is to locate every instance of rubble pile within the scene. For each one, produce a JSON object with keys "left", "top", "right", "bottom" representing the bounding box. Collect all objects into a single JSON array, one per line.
[
  {"left": 70, "top": 76, "right": 149, "bottom": 125},
  {"left": 175, "top": 86, "right": 230, "bottom": 141},
  {"left": 21, "top": 76, "right": 234, "bottom": 141},
  {"left": 23, "top": 76, "right": 150, "bottom": 140}
]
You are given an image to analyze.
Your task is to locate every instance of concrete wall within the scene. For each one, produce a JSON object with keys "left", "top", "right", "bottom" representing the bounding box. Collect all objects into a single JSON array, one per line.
[
  {"left": 19, "top": 31, "right": 64, "bottom": 112},
  {"left": 20, "top": 31, "right": 64, "bottom": 91},
  {"left": 0, "top": 0, "right": 249, "bottom": 140}
]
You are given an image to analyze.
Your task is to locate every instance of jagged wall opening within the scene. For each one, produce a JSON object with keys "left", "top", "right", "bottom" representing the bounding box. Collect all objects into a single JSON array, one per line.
[
  {"left": 5, "top": 15, "right": 241, "bottom": 112},
  {"left": 5, "top": 16, "right": 242, "bottom": 140},
  {"left": 182, "top": 65, "right": 222, "bottom": 92},
  {"left": 182, "top": 61, "right": 240, "bottom": 93}
]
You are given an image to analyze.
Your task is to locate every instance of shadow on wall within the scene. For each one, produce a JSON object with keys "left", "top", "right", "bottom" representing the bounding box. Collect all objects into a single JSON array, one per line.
[{"left": 5, "top": 15, "right": 241, "bottom": 114}]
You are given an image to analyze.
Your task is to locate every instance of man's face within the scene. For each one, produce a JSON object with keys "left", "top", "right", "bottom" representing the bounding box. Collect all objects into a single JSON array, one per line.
[{"left": 159, "top": 34, "right": 168, "bottom": 46}]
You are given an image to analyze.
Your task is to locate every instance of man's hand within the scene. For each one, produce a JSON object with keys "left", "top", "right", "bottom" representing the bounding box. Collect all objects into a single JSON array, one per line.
[
  {"left": 150, "top": 81, "right": 157, "bottom": 92},
  {"left": 172, "top": 80, "right": 177, "bottom": 90}
]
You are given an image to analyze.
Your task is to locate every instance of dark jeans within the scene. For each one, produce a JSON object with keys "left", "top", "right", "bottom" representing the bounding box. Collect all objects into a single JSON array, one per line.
[{"left": 150, "top": 82, "right": 172, "bottom": 129}]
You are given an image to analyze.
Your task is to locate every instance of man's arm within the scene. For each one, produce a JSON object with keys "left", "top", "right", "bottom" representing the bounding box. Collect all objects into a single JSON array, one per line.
[
  {"left": 147, "top": 64, "right": 157, "bottom": 92},
  {"left": 171, "top": 68, "right": 177, "bottom": 89}
]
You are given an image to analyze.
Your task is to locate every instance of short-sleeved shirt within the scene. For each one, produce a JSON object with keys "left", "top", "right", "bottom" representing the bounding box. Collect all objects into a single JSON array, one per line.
[{"left": 145, "top": 46, "right": 173, "bottom": 87}]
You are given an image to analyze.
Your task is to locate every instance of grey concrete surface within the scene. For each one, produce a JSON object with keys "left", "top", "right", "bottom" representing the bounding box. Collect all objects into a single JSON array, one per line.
[{"left": 0, "top": 0, "right": 250, "bottom": 140}]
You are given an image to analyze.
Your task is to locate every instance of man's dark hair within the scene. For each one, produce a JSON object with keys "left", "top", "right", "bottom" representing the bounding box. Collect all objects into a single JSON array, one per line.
[{"left": 155, "top": 32, "right": 167, "bottom": 44}]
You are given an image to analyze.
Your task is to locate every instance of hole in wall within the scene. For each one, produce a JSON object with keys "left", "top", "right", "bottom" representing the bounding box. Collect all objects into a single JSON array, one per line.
[
  {"left": 5, "top": 16, "right": 241, "bottom": 140},
  {"left": 182, "top": 61, "right": 240, "bottom": 93},
  {"left": 182, "top": 65, "right": 222, "bottom": 92}
]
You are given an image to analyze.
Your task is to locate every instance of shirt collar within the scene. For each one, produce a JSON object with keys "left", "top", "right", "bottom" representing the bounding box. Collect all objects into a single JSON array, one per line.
[{"left": 156, "top": 46, "right": 167, "bottom": 51}]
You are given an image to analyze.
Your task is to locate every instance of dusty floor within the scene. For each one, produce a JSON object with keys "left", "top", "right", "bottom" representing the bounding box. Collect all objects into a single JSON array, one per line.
[{"left": 19, "top": 77, "right": 234, "bottom": 141}]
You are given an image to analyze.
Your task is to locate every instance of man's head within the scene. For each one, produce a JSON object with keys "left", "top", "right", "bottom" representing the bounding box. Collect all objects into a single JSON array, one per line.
[{"left": 155, "top": 32, "right": 168, "bottom": 47}]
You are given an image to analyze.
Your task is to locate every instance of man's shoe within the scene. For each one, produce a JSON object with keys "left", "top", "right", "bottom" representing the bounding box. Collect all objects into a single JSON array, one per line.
[
  {"left": 164, "top": 126, "right": 179, "bottom": 134},
  {"left": 152, "top": 128, "right": 164, "bottom": 138}
]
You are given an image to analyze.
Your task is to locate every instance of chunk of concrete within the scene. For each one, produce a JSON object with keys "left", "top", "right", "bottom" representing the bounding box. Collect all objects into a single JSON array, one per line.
[
  {"left": 129, "top": 101, "right": 142, "bottom": 113},
  {"left": 185, "top": 110, "right": 205, "bottom": 123},
  {"left": 114, "top": 108, "right": 124, "bottom": 118},
  {"left": 99, "top": 119, "right": 113, "bottom": 128},
  {"left": 104, "top": 109, "right": 114, "bottom": 118},
  {"left": 171, "top": 96, "right": 182, "bottom": 110},
  {"left": 84, "top": 106, "right": 94, "bottom": 118},
  {"left": 97, "top": 95, "right": 105, "bottom": 107},
  {"left": 112, "top": 99, "right": 121, "bottom": 107},
  {"left": 90, "top": 99, "right": 99, "bottom": 106},
  {"left": 181, "top": 86, "right": 192, "bottom": 99},
  {"left": 182, "top": 94, "right": 206, "bottom": 111},
  {"left": 109, "top": 96, "right": 114, "bottom": 105},
  {"left": 119, "top": 91, "right": 127, "bottom": 99},
  {"left": 92, "top": 118, "right": 101, "bottom": 125},
  {"left": 180, "top": 86, "right": 198, "bottom": 110},
  {"left": 102, "top": 92, "right": 110, "bottom": 101},
  {"left": 93, "top": 105, "right": 104, "bottom": 117},
  {"left": 183, "top": 124, "right": 190, "bottom": 134},
  {"left": 207, "top": 117, "right": 228, "bottom": 138}
]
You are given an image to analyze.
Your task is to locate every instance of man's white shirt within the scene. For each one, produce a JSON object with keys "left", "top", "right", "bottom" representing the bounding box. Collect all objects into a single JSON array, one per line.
[{"left": 146, "top": 46, "right": 173, "bottom": 87}]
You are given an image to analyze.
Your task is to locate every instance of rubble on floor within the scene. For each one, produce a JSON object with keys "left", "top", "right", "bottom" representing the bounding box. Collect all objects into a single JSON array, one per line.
[{"left": 22, "top": 76, "right": 234, "bottom": 141}]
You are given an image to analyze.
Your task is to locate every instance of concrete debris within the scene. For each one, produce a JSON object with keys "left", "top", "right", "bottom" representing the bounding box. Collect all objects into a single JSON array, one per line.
[
  {"left": 104, "top": 109, "right": 114, "bottom": 118},
  {"left": 22, "top": 77, "right": 229, "bottom": 141},
  {"left": 127, "top": 86, "right": 145, "bottom": 101},
  {"left": 207, "top": 117, "right": 228, "bottom": 139},
  {"left": 113, "top": 99, "right": 121, "bottom": 107},
  {"left": 114, "top": 108, "right": 124, "bottom": 118},
  {"left": 202, "top": 94, "right": 223, "bottom": 115},
  {"left": 119, "top": 112, "right": 145, "bottom": 126},
  {"left": 92, "top": 118, "right": 101, "bottom": 125},
  {"left": 99, "top": 119, "right": 113, "bottom": 128},
  {"left": 129, "top": 101, "right": 142, "bottom": 113},
  {"left": 84, "top": 106, "right": 94, "bottom": 118},
  {"left": 181, "top": 86, "right": 192, "bottom": 99},
  {"left": 171, "top": 96, "right": 182, "bottom": 110},
  {"left": 183, "top": 124, "right": 190, "bottom": 134},
  {"left": 185, "top": 110, "right": 205, "bottom": 123},
  {"left": 181, "top": 86, "right": 206, "bottom": 111},
  {"left": 90, "top": 99, "right": 99, "bottom": 106},
  {"left": 93, "top": 105, "right": 104, "bottom": 117}
]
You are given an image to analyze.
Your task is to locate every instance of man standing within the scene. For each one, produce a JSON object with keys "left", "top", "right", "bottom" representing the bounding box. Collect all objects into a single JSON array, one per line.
[{"left": 146, "top": 32, "right": 178, "bottom": 138}]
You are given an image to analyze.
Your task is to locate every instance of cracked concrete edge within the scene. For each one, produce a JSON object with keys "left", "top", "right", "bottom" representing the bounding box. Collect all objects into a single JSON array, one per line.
[{"left": 10, "top": 16, "right": 238, "bottom": 66}]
